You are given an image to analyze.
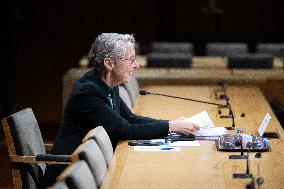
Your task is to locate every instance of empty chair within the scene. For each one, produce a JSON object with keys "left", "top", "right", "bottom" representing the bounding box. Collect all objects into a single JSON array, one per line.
[
  {"left": 48, "top": 181, "right": 69, "bottom": 189},
  {"left": 72, "top": 140, "right": 107, "bottom": 187},
  {"left": 135, "top": 42, "right": 141, "bottom": 55},
  {"left": 130, "top": 76, "right": 139, "bottom": 97},
  {"left": 150, "top": 42, "right": 193, "bottom": 54},
  {"left": 82, "top": 126, "right": 113, "bottom": 166},
  {"left": 147, "top": 53, "right": 192, "bottom": 68},
  {"left": 62, "top": 69, "right": 90, "bottom": 109},
  {"left": 118, "top": 85, "right": 133, "bottom": 109},
  {"left": 122, "top": 76, "right": 140, "bottom": 105},
  {"left": 206, "top": 42, "right": 248, "bottom": 56},
  {"left": 57, "top": 160, "right": 97, "bottom": 189},
  {"left": 256, "top": 43, "right": 284, "bottom": 57},
  {"left": 227, "top": 54, "right": 273, "bottom": 69},
  {"left": 1, "top": 108, "right": 71, "bottom": 189}
]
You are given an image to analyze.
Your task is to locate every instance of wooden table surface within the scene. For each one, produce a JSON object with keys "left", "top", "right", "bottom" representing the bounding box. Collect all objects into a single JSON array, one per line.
[{"left": 100, "top": 85, "right": 284, "bottom": 189}]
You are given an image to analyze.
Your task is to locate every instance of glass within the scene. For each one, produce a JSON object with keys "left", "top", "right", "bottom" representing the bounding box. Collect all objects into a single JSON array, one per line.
[{"left": 124, "top": 56, "right": 137, "bottom": 65}]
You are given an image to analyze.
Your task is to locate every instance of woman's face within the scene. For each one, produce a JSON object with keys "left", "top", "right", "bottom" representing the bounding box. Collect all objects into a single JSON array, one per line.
[{"left": 112, "top": 42, "right": 139, "bottom": 85}]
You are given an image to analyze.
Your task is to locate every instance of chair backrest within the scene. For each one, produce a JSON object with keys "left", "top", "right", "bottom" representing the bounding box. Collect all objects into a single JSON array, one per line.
[
  {"left": 49, "top": 181, "right": 69, "bottom": 189},
  {"left": 1, "top": 107, "right": 46, "bottom": 189},
  {"left": 62, "top": 69, "right": 90, "bottom": 109},
  {"left": 147, "top": 53, "right": 192, "bottom": 68},
  {"left": 150, "top": 42, "right": 193, "bottom": 54},
  {"left": 82, "top": 126, "right": 113, "bottom": 166},
  {"left": 227, "top": 54, "right": 273, "bottom": 69},
  {"left": 57, "top": 160, "right": 97, "bottom": 189},
  {"left": 72, "top": 140, "right": 107, "bottom": 187},
  {"left": 118, "top": 85, "right": 133, "bottom": 109},
  {"left": 130, "top": 76, "right": 139, "bottom": 98},
  {"left": 122, "top": 76, "right": 139, "bottom": 106},
  {"left": 135, "top": 42, "right": 141, "bottom": 55},
  {"left": 256, "top": 43, "right": 284, "bottom": 57},
  {"left": 206, "top": 42, "right": 248, "bottom": 56}
]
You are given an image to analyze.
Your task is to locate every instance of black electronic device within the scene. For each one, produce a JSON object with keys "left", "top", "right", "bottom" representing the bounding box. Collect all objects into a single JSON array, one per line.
[
  {"left": 166, "top": 133, "right": 195, "bottom": 142},
  {"left": 216, "top": 134, "right": 270, "bottom": 152},
  {"left": 128, "top": 140, "right": 164, "bottom": 146}
]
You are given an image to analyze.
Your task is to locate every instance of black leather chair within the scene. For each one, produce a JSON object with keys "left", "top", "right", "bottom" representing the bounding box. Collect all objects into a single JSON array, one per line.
[
  {"left": 150, "top": 42, "right": 193, "bottom": 54},
  {"left": 227, "top": 54, "right": 273, "bottom": 69},
  {"left": 147, "top": 53, "right": 192, "bottom": 68},
  {"left": 256, "top": 43, "right": 284, "bottom": 57},
  {"left": 206, "top": 42, "right": 248, "bottom": 56}
]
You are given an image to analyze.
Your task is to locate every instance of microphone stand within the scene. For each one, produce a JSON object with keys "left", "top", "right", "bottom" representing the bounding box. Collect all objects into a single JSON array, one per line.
[
  {"left": 229, "top": 136, "right": 248, "bottom": 159},
  {"left": 216, "top": 80, "right": 229, "bottom": 100},
  {"left": 233, "top": 142, "right": 252, "bottom": 179},
  {"left": 219, "top": 96, "right": 233, "bottom": 119},
  {"left": 140, "top": 91, "right": 236, "bottom": 130}
]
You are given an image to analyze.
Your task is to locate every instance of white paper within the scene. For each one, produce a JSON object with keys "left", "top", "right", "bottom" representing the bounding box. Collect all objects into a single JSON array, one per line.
[
  {"left": 134, "top": 146, "right": 181, "bottom": 152},
  {"left": 258, "top": 112, "right": 271, "bottom": 136},
  {"left": 184, "top": 110, "right": 215, "bottom": 128},
  {"left": 150, "top": 139, "right": 166, "bottom": 143},
  {"left": 196, "top": 127, "right": 227, "bottom": 137}
]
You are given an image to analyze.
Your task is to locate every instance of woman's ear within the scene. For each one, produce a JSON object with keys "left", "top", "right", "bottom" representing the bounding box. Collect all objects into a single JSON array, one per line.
[{"left": 104, "top": 58, "right": 114, "bottom": 71}]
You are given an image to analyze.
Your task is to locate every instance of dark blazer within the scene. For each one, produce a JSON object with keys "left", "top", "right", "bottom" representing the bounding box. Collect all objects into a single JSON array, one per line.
[{"left": 43, "top": 69, "right": 169, "bottom": 187}]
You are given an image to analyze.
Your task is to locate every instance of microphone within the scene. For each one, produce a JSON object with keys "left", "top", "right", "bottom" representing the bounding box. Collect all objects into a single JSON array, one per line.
[
  {"left": 216, "top": 80, "right": 229, "bottom": 100},
  {"left": 139, "top": 90, "right": 235, "bottom": 130},
  {"left": 229, "top": 136, "right": 248, "bottom": 159}
]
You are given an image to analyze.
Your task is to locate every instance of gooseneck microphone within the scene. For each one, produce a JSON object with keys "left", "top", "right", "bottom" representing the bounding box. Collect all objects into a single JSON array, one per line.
[{"left": 139, "top": 90, "right": 235, "bottom": 130}]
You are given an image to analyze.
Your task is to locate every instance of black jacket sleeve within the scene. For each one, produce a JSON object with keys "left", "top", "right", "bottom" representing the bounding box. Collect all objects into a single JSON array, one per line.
[{"left": 74, "top": 93, "right": 169, "bottom": 147}]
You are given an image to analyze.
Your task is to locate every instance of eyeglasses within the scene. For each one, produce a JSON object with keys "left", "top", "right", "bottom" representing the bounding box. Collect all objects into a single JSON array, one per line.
[{"left": 124, "top": 56, "right": 137, "bottom": 66}]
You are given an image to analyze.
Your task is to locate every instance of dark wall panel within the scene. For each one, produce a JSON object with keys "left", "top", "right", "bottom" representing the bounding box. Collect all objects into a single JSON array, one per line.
[{"left": 1, "top": 0, "right": 283, "bottom": 127}]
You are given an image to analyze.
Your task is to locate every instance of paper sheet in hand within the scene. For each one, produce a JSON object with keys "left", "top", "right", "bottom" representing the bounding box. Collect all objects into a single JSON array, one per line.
[{"left": 184, "top": 110, "right": 215, "bottom": 128}]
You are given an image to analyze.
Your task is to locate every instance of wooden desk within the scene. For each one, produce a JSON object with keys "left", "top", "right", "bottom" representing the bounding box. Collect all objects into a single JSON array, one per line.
[
  {"left": 62, "top": 56, "right": 284, "bottom": 111},
  {"left": 135, "top": 68, "right": 284, "bottom": 106},
  {"left": 100, "top": 85, "right": 284, "bottom": 189}
]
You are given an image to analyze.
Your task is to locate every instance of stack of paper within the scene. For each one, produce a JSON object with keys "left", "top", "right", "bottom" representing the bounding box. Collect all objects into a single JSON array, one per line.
[
  {"left": 183, "top": 110, "right": 215, "bottom": 128},
  {"left": 196, "top": 127, "right": 227, "bottom": 137},
  {"left": 184, "top": 111, "right": 227, "bottom": 140}
]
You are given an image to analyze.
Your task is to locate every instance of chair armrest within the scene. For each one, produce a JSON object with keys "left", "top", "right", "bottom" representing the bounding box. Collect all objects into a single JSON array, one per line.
[
  {"left": 36, "top": 154, "right": 72, "bottom": 162},
  {"left": 44, "top": 143, "right": 53, "bottom": 153},
  {"left": 9, "top": 154, "right": 72, "bottom": 165}
]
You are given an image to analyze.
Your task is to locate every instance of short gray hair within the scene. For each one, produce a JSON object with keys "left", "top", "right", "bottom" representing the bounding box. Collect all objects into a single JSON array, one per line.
[{"left": 88, "top": 33, "right": 135, "bottom": 68}]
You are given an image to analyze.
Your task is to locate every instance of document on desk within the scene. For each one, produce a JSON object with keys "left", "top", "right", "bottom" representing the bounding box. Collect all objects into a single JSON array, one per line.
[
  {"left": 184, "top": 110, "right": 215, "bottom": 128},
  {"left": 196, "top": 127, "right": 227, "bottom": 137},
  {"left": 184, "top": 111, "right": 227, "bottom": 140},
  {"left": 258, "top": 112, "right": 271, "bottom": 136},
  {"left": 134, "top": 146, "right": 181, "bottom": 152}
]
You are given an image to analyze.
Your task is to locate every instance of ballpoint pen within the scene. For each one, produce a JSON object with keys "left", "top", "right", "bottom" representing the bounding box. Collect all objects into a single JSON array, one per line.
[{"left": 161, "top": 148, "right": 175, "bottom": 150}]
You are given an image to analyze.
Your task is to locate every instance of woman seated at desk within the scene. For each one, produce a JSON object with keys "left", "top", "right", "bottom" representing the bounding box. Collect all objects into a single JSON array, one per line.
[{"left": 43, "top": 33, "right": 200, "bottom": 187}]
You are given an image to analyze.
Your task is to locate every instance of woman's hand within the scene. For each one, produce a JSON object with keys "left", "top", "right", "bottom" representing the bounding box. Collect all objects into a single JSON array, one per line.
[{"left": 169, "top": 119, "right": 200, "bottom": 136}]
